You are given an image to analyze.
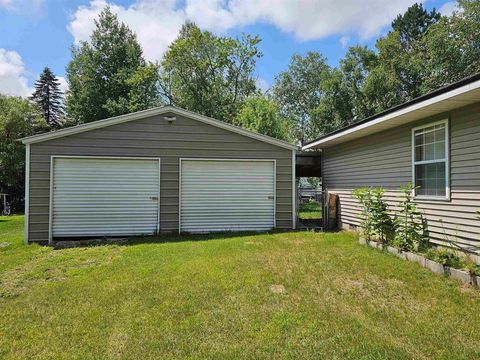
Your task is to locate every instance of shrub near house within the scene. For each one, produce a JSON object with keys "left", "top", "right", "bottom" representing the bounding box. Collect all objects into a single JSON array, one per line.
[{"left": 354, "top": 183, "right": 480, "bottom": 285}]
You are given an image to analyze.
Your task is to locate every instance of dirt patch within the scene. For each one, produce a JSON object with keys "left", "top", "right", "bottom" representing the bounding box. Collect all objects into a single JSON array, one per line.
[{"left": 269, "top": 284, "right": 286, "bottom": 294}]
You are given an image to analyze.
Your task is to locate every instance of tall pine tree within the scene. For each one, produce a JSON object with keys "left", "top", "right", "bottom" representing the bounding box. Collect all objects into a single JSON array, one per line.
[{"left": 31, "top": 67, "right": 64, "bottom": 127}]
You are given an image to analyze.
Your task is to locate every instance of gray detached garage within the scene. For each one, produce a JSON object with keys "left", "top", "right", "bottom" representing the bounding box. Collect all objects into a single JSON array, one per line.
[{"left": 21, "top": 106, "right": 297, "bottom": 244}]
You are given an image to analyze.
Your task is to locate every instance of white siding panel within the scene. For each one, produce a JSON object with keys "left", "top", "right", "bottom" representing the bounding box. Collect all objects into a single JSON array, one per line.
[
  {"left": 52, "top": 157, "right": 160, "bottom": 237},
  {"left": 180, "top": 159, "right": 275, "bottom": 232}
]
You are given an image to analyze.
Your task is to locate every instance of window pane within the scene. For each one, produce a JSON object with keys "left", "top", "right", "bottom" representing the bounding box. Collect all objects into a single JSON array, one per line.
[
  {"left": 425, "top": 130, "right": 435, "bottom": 145},
  {"left": 424, "top": 143, "right": 435, "bottom": 161},
  {"left": 415, "top": 146, "right": 423, "bottom": 161},
  {"left": 416, "top": 177, "right": 426, "bottom": 195},
  {"left": 435, "top": 140, "right": 445, "bottom": 159},
  {"left": 415, "top": 163, "right": 446, "bottom": 197},
  {"left": 415, "top": 133, "right": 424, "bottom": 146},
  {"left": 415, "top": 164, "right": 425, "bottom": 179},
  {"left": 435, "top": 126, "right": 445, "bottom": 142}
]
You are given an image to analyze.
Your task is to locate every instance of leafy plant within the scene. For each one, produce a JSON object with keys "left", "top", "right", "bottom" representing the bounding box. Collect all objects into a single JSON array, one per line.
[
  {"left": 353, "top": 187, "right": 394, "bottom": 243},
  {"left": 467, "top": 263, "right": 480, "bottom": 276},
  {"left": 425, "top": 248, "right": 465, "bottom": 269},
  {"left": 393, "top": 183, "right": 429, "bottom": 252},
  {"left": 353, "top": 187, "right": 374, "bottom": 241},
  {"left": 464, "top": 255, "right": 480, "bottom": 276}
]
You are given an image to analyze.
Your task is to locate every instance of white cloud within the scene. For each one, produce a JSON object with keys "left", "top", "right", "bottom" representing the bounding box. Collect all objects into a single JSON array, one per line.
[
  {"left": 255, "top": 77, "right": 269, "bottom": 93},
  {"left": 57, "top": 76, "right": 68, "bottom": 94},
  {"left": 0, "top": 48, "right": 32, "bottom": 96},
  {"left": 439, "top": 1, "right": 458, "bottom": 16},
  {"left": 68, "top": 0, "right": 185, "bottom": 62},
  {"left": 68, "top": 0, "right": 422, "bottom": 62},
  {"left": 340, "top": 35, "right": 350, "bottom": 48}
]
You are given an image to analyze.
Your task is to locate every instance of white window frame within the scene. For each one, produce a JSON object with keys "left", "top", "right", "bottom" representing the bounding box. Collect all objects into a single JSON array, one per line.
[{"left": 411, "top": 119, "right": 450, "bottom": 200}]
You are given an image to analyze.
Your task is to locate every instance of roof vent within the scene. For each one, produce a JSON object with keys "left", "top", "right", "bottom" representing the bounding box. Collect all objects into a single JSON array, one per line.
[{"left": 164, "top": 115, "right": 176, "bottom": 123}]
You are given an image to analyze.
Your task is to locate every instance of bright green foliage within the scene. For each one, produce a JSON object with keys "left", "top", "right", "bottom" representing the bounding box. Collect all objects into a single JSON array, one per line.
[
  {"left": 298, "top": 200, "right": 322, "bottom": 220},
  {"left": 312, "top": 68, "right": 354, "bottom": 135},
  {"left": 66, "top": 7, "right": 160, "bottom": 124},
  {"left": 352, "top": 187, "right": 393, "bottom": 243},
  {"left": 353, "top": 187, "right": 375, "bottom": 241},
  {"left": 159, "top": 22, "right": 261, "bottom": 123},
  {"left": 30, "top": 67, "right": 65, "bottom": 127},
  {"left": 313, "top": 46, "right": 378, "bottom": 132},
  {"left": 467, "top": 262, "right": 480, "bottom": 276},
  {"left": 423, "top": 0, "right": 480, "bottom": 90},
  {"left": 394, "top": 183, "right": 429, "bottom": 252},
  {"left": 0, "top": 96, "right": 45, "bottom": 210},
  {"left": 273, "top": 52, "right": 330, "bottom": 143},
  {"left": 126, "top": 63, "right": 161, "bottom": 113},
  {"left": 337, "top": 46, "right": 378, "bottom": 120},
  {"left": 234, "top": 95, "right": 292, "bottom": 141},
  {"left": 425, "top": 248, "right": 465, "bottom": 269},
  {"left": 370, "top": 188, "right": 395, "bottom": 243}
]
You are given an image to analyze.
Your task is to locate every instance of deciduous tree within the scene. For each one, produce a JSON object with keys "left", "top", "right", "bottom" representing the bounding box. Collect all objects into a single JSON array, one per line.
[
  {"left": 0, "top": 96, "right": 45, "bottom": 210},
  {"left": 159, "top": 22, "right": 261, "bottom": 122},
  {"left": 66, "top": 7, "right": 160, "bottom": 124},
  {"left": 273, "top": 52, "right": 330, "bottom": 143},
  {"left": 235, "top": 95, "right": 292, "bottom": 142}
]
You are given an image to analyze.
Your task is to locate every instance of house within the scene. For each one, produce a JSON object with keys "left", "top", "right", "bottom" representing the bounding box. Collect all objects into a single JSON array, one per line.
[
  {"left": 21, "top": 106, "right": 297, "bottom": 244},
  {"left": 303, "top": 73, "right": 480, "bottom": 254}
]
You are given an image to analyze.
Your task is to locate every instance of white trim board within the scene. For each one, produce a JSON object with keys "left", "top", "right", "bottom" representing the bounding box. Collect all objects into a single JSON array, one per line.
[
  {"left": 24, "top": 144, "right": 30, "bottom": 244},
  {"left": 291, "top": 149, "right": 296, "bottom": 230},
  {"left": 20, "top": 106, "right": 297, "bottom": 151},
  {"left": 411, "top": 119, "right": 450, "bottom": 201}
]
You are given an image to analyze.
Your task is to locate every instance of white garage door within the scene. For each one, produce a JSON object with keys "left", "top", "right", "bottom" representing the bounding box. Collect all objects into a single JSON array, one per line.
[
  {"left": 51, "top": 157, "right": 160, "bottom": 238},
  {"left": 180, "top": 159, "right": 275, "bottom": 233}
]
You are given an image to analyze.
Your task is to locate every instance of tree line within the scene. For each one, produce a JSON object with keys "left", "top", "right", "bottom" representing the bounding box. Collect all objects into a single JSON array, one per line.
[{"left": 1, "top": 0, "right": 480, "bottom": 210}]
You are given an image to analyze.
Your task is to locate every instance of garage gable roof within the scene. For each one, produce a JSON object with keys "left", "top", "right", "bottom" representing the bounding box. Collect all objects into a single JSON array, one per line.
[{"left": 20, "top": 105, "right": 298, "bottom": 150}]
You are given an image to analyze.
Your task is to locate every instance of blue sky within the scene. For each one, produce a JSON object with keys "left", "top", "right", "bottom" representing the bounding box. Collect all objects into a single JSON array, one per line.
[{"left": 0, "top": 0, "right": 457, "bottom": 96}]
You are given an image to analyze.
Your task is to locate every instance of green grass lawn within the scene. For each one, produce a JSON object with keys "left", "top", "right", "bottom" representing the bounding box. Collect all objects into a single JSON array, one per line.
[
  {"left": 1, "top": 216, "right": 480, "bottom": 359},
  {"left": 298, "top": 200, "right": 322, "bottom": 219}
]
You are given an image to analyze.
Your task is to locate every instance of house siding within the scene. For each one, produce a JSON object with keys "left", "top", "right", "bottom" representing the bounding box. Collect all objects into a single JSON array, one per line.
[
  {"left": 323, "top": 102, "right": 480, "bottom": 252},
  {"left": 28, "top": 113, "right": 293, "bottom": 242}
]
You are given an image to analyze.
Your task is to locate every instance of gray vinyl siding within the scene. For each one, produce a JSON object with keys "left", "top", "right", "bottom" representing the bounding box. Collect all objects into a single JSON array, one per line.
[
  {"left": 323, "top": 102, "right": 480, "bottom": 252},
  {"left": 28, "top": 113, "right": 293, "bottom": 242}
]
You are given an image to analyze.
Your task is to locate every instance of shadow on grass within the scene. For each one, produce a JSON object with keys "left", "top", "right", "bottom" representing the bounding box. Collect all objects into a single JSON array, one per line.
[
  {"left": 51, "top": 229, "right": 322, "bottom": 249},
  {"left": 127, "top": 229, "right": 298, "bottom": 246}
]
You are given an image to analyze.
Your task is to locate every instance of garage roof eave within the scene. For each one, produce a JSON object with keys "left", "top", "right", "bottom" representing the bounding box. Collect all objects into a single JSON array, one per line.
[{"left": 19, "top": 105, "right": 298, "bottom": 151}]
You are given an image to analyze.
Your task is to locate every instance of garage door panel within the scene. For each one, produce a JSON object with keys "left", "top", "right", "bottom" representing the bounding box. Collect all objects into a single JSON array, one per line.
[
  {"left": 180, "top": 160, "right": 275, "bottom": 232},
  {"left": 52, "top": 158, "right": 159, "bottom": 238}
]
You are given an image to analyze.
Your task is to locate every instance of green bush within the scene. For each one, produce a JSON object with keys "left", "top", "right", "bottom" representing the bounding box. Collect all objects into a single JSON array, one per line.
[
  {"left": 353, "top": 187, "right": 394, "bottom": 243},
  {"left": 393, "top": 183, "right": 429, "bottom": 252},
  {"left": 425, "top": 248, "right": 465, "bottom": 269}
]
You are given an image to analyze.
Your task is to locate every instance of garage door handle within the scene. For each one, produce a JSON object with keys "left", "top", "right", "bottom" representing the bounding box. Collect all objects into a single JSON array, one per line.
[{"left": 150, "top": 196, "right": 158, "bottom": 200}]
